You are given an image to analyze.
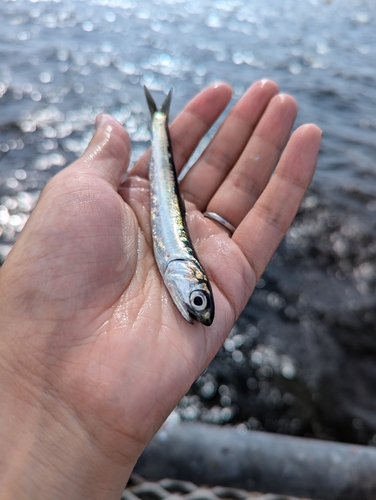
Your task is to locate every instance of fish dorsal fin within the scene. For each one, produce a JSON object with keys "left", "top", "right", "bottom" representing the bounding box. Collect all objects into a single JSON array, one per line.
[{"left": 144, "top": 86, "right": 157, "bottom": 117}]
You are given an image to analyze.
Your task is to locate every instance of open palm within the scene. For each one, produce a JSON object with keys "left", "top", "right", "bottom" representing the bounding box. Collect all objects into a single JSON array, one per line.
[{"left": 0, "top": 81, "right": 320, "bottom": 496}]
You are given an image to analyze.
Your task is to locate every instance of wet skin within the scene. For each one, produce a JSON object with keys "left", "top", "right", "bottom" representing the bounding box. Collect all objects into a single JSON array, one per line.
[{"left": 0, "top": 80, "right": 321, "bottom": 499}]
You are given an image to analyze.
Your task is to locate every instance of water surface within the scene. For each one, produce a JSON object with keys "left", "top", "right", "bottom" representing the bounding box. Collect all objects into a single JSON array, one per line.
[{"left": 1, "top": 0, "right": 376, "bottom": 443}]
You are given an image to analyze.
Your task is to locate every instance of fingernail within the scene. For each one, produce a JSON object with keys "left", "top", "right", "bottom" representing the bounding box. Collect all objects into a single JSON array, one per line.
[{"left": 95, "top": 114, "right": 104, "bottom": 129}]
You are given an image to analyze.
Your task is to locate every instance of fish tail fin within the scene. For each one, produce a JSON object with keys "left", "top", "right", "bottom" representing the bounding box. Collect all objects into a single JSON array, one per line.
[
  {"left": 144, "top": 86, "right": 157, "bottom": 117},
  {"left": 161, "top": 88, "right": 172, "bottom": 119},
  {"left": 144, "top": 86, "right": 172, "bottom": 119}
]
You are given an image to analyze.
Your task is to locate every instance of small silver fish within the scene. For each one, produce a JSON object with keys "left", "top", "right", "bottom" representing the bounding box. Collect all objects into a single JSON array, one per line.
[{"left": 145, "top": 86, "right": 215, "bottom": 326}]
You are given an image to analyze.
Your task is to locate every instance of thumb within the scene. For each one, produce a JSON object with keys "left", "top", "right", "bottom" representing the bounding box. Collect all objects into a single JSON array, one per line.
[{"left": 75, "top": 114, "right": 131, "bottom": 189}]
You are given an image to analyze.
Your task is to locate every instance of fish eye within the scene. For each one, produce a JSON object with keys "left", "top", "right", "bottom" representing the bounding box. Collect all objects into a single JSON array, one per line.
[{"left": 190, "top": 291, "right": 208, "bottom": 312}]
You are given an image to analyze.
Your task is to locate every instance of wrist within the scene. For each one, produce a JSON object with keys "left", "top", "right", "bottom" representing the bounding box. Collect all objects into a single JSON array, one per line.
[
  {"left": 0, "top": 373, "right": 136, "bottom": 500},
  {"left": 0, "top": 324, "right": 137, "bottom": 500}
]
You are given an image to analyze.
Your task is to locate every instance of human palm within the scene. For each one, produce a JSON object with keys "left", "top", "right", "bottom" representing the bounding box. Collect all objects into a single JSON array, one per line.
[{"left": 0, "top": 81, "right": 320, "bottom": 493}]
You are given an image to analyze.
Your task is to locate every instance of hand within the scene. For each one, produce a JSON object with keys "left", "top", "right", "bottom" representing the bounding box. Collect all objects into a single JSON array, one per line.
[{"left": 0, "top": 80, "right": 321, "bottom": 499}]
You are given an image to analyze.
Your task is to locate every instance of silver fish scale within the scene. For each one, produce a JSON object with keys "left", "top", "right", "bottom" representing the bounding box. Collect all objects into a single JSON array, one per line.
[
  {"left": 145, "top": 86, "right": 214, "bottom": 325},
  {"left": 149, "top": 112, "right": 194, "bottom": 271}
]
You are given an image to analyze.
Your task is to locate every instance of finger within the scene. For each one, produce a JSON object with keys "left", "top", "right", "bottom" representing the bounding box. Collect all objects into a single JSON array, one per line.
[
  {"left": 180, "top": 79, "right": 280, "bottom": 209},
  {"left": 131, "top": 82, "right": 233, "bottom": 179},
  {"left": 204, "top": 94, "right": 298, "bottom": 228},
  {"left": 233, "top": 124, "right": 322, "bottom": 280},
  {"left": 74, "top": 114, "right": 131, "bottom": 189}
]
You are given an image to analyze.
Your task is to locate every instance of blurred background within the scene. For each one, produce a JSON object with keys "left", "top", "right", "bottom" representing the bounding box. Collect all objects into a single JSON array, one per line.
[{"left": 1, "top": 0, "right": 376, "bottom": 445}]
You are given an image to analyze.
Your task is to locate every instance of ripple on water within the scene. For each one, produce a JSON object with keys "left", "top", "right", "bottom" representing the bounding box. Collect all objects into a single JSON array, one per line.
[{"left": 1, "top": 0, "right": 376, "bottom": 443}]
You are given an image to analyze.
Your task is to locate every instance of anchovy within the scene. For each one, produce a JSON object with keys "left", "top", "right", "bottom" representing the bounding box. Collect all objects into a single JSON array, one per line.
[{"left": 144, "top": 86, "right": 214, "bottom": 326}]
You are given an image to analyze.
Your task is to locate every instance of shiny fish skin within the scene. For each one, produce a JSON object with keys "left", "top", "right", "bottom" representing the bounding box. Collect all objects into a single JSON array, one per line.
[{"left": 144, "top": 86, "right": 214, "bottom": 326}]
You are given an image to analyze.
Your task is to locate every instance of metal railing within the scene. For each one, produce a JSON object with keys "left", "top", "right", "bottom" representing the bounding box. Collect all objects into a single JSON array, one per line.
[{"left": 123, "top": 475, "right": 307, "bottom": 500}]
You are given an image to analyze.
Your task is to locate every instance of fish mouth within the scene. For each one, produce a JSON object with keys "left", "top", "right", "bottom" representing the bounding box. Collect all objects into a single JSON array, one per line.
[
  {"left": 199, "top": 314, "right": 214, "bottom": 326},
  {"left": 188, "top": 308, "right": 214, "bottom": 326}
]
